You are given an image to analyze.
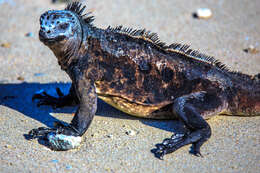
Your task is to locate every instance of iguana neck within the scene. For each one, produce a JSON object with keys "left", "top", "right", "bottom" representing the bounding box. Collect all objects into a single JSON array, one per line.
[
  {"left": 59, "top": 25, "right": 102, "bottom": 81},
  {"left": 48, "top": 37, "right": 80, "bottom": 70},
  {"left": 48, "top": 24, "right": 98, "bottom": 71}
]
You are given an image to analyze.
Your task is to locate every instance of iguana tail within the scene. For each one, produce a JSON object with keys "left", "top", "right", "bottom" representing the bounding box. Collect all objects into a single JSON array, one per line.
[
  {"left": 226, "top": 73, "right": 260, "bottom": 116},
  {"left": 252, "top": 73, "right": 260, "bottom": 116}
]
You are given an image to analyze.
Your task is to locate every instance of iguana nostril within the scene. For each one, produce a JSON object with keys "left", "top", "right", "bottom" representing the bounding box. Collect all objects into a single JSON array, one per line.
[
  {"left": 53, "top": 14, "right": 58, "bottom": 20},
  {"left": 60, "top": 23, "right": 69, "bottom": 30},
  {"left": 47, "top": 30, "right": 51, "bottom": 34}
]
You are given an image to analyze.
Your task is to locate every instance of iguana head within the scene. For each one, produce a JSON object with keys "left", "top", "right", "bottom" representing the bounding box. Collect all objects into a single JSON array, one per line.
[
  {"left": 39, "top": 10, "right": 80, "bottom": 46},
  {"left": 39, "top": 2, "right": 94, "bottom": 69}
]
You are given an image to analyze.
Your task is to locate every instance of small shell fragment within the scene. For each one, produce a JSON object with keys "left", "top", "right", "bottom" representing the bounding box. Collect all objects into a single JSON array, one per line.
[
  {"left": 243, "top": 45, "right": 259, "bottom": 54},
  {"left": 125, "top": 130, "right": 137, "bottom": 136},
  {"left": 17, "top": 76, "right": 25, "bottom": 81},
  {"left": 34, "top": 73, "right": 46, "bottom": 77},
  {"left": 0, "top": 43, "right": 11, "bottom": 48},
  {"left": 5, "top": 144, "right": 13, "bottom": 149},
  {"left": 193, "top": 8, "right": 212, "bottom": 19},
  {"left": 106, "top": 134, "right": 113, "bottom": 138},
  {"left": 25, "top": 32, "right": 34, "bottom": 37}
]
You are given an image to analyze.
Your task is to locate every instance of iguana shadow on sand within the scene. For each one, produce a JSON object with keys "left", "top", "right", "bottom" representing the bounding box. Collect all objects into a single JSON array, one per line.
[{"left": 0, "top": 82, "right": 185, "bottom": 148}]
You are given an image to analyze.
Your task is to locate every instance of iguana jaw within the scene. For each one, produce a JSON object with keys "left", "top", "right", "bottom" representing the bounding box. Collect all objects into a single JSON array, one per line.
[{"left": 39, "top": 31, "right": 66, "bottom": 45}]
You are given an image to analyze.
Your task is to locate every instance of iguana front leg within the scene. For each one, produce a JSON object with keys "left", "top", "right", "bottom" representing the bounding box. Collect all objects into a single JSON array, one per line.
[
  {"left": 29, "top": 79, "right": 97, "bottom": 150},
  {"left": 32, "top": 84, "right": 79, "bottom": 108},
  {"left": 153, "top": 91, "right": 226, "bottom": 159}
]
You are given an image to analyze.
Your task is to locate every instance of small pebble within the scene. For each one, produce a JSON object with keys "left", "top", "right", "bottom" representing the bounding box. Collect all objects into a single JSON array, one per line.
[
  {"left": 17, "top": 76, "right": 25, "bottom": 81},
  {"left": 0, "top": 42, "right": 11, "bottom": 48},
  {"left": 5, "top": 144, "right": 13, "bottom": 149},
  {"left": 193, "top": 8, "right": 212, "bottom": 19},
  {"left": 125, "top": 130, "right": 136, "bottom": 136},
  {"left": 34, "top": 73, "right": 46, "bottom": 77},
  {"left": 66, "top": 165, "right": 72, "bottom": 169},
  {"left": 243, "top": 45, "right": 259, "bottom": 54},
  {"left": 106, "top": 134, "right": 113, "bottom": 138},
  {"left": 51, "top": 159, "right": 59, "bottom": 163},
  {"left": 20, "top": 119, "right": 28, "bottom": 123},
  {"left": 25, "top": 32, "right": 34, "bottom": 37}
]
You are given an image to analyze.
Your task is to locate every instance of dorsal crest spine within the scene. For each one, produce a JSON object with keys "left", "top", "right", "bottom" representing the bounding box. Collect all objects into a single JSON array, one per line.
[
  {"left": 107, "top": 25, "right": 230, "bottom": 72},
  {"left": 107, "top": 25, "right": 167, "bottom": 48},
  {"left": 167, "top": 43, "right": 229, "bottom": 71},
  {"left": 65, "top": 2, "right": 94, "bottom": 24}
]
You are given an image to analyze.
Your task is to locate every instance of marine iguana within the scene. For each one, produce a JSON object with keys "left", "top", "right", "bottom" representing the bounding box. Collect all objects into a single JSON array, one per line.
[{"left": 29, "top": 2, "right": 260, "bottom": 159}]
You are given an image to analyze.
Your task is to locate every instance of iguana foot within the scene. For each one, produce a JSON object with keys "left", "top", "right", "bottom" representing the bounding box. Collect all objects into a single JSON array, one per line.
[
  {"left": 32, "top": 88, "right": 75, "bottom": 108},
  {"left": 152, "top": 130, "right": 206, "bottom": 159},
  {"left": 152, "top": 133, "right": 187, "bottom": 160},
  {"left": 29, "top": 122, "right": 82, "bottom": 150}
]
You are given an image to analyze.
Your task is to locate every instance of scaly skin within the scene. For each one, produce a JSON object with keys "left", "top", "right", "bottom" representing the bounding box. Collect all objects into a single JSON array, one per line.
[{"left": 29, "top": 2, "right": 260, "bottom": 159}]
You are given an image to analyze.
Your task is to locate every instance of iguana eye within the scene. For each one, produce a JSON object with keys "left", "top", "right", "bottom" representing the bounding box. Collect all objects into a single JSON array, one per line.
[{"left": 59, "top": 23, "right": 69, "bottom": 30}]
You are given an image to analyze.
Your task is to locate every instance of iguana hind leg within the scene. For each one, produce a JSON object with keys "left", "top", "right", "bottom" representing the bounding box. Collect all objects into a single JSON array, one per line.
[{"left": 153, "top": 91, "right": 227, "bottom": 159}]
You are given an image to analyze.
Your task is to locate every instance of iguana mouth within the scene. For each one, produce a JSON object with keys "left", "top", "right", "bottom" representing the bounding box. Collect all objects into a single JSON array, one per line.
[{"left": 39, "top": 31, "right": 66, "bottom": 44}]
